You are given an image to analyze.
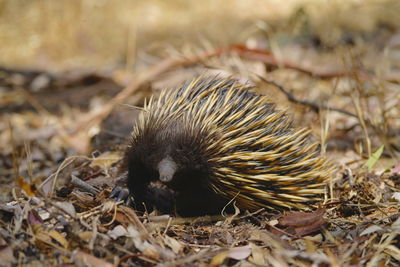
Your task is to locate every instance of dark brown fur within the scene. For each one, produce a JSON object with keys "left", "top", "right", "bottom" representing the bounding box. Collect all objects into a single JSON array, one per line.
[{"left": 123, "top": 118, "right": 229, "bottom": 216}]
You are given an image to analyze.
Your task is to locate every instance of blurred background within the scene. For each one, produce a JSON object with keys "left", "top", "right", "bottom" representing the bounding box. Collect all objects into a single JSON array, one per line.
[{"left": 1, "top": 0, "right": 400, "bottom": 71}]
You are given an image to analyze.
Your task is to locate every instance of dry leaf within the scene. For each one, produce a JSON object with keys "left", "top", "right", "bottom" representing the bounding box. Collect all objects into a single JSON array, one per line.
[
  {"left": 78, "top": 231, "right": 93, "bottom": 242},
  {"left": 210, "top": 251, "right": 229, "bottom": 267},
  {"left": 384, "top": 245, "right": 400, "bottom": 261},
  {"left": 126, "top": 225, "right": 161, "bottom": 261},
  {"left": 73, "top": 250, "right": 113, "bottom": 267},
  {"left": 210, "top": 245, "right": 251, "bottom": 266},
  {"left": 47, "top": 229, "right": 69, "bottom": 250},
  {"left": 360, "top": 225, "right": 383, "bottom": 236},
  {"left": 16, "top": 177, "right": 36, "bottom": 197},
  {"left": 107, "top": 225, "right": 127, "bottom": 240},
  {"left": 293, "top": 217, "right": 325, "bottom": 237},
  {"left": 278, "top": 208, "right": 326, "bottom": 227},
  {"left": 164, "top": 235, "right": 183, "bottom": 254},
  {"left": 27, "top": 210, "right": 43, "bottom": 226},
  {"left": 228, "top": 245, "right": 251, "bottom": 260},
  {"left": 392, "top": 192, "right": 400, "bottom": 201},
  {"left": 53, "top": 201, "right": 76, "bottom": 218},
  {"left": 249, "top": 243, "right": 265, "bottom": 265},
  {"left": 90, "top": 151, "right": 120, "bottom": 169},
  {"left": 277, "top": 208, "right": 326, "bottom": 237},
  {"left": 391, "top": 217, "right": 400, "bottom": 230}
]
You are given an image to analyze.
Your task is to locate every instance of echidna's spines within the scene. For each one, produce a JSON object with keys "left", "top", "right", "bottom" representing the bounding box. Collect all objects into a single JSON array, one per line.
[{"left": 127, "top": 76, "right": 332, "bottom": 213}]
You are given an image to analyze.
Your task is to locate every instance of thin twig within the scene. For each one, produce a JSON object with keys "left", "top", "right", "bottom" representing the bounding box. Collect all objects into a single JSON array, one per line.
[
  {"left": 258, "top": 75, "right": 357, "bottom": 118},
  {"left": 71, "top": 175, "right": 100, "bottom": 195}
]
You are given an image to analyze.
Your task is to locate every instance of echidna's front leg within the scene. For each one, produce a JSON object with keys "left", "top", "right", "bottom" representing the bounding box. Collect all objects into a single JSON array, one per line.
[{"left": 110, "top": 171, "right": 131, "bottom": 204}]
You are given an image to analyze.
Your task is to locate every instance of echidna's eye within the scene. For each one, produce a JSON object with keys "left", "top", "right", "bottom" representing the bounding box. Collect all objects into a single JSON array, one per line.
[{"left": 158, "top": 156, "right": 177, "bottom": 183}]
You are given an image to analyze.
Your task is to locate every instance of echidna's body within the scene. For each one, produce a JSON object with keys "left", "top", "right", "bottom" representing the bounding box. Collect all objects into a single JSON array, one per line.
[{"left": 123, "top": 77, "right": 331, "bottom": 216}]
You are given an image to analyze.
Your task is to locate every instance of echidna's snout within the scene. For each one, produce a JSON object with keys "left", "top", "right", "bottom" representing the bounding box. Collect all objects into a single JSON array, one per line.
[{"left": 157, "top": 156, "right": 177, "bottom": 183}]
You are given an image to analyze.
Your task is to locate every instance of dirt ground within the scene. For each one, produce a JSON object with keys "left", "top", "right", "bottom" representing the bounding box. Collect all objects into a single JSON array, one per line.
[{"left": 0, "top": 0, "right": 399, "bottom": 266}]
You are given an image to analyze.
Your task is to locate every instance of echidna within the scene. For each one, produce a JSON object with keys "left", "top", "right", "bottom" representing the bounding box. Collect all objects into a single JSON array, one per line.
[{"left": 115, "top": 76, "right": 332, "bottom": 216}]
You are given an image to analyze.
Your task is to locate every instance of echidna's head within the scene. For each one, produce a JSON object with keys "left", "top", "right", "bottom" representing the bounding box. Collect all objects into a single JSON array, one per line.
[
  {"left": 128, "top": 119, "right": 211, "bottom": 183},
  {"left": 124, "top": 118, "right": 219, "bottom": 214}
]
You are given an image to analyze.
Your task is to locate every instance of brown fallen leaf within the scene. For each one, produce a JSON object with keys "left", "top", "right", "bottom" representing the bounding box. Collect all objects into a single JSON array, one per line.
[
  {"left": 16, "top": 177, "right": 37, "bottom": 197},
  {"left": 292, "top": 217, "right": 325, "bottom": 237},
  {"left": 275, "top": 208, "right": 326, "bottom": 237},
  {"left": 210, "top": 245, "right": 251, "bottom": 266},
  {"left": 27, "top": 209, "right": 43, "bottom": 226},
  {"left": 278, "top": 208, "right": 326, "bottom": 227}
]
